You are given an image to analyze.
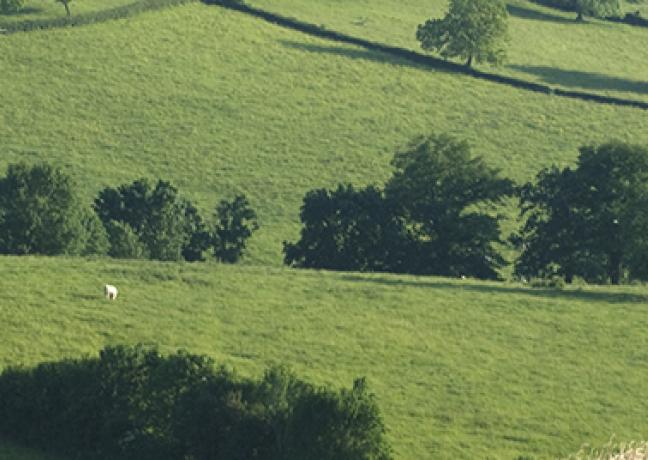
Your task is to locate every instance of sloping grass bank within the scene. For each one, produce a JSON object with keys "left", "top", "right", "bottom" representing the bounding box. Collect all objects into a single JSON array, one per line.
[
  {"left": 2, "top": 3, "right": 648, "bottom": 265},
  {"left": 2, "top": 256, "right": 648, "bottom": 459}
]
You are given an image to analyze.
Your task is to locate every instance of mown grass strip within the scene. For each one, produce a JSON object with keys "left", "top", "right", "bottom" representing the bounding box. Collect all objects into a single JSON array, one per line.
[{"left": 205, "top": 0, "right": 648, "bottom": 111}]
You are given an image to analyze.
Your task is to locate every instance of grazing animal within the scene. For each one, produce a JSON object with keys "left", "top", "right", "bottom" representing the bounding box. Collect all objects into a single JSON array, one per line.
[{"left": 104, "top": 284, "right": 118, "bottom": 300}]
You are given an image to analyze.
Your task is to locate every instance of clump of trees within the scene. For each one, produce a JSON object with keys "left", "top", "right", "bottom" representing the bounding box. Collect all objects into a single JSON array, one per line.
[
  {"left": 513, "top": 141, "right": 648, "bottom": 284},
  {"left": 573, "top": 0, "right": 620, "bottom": 20},
  {"left": 0, "top": 163, "right": 258, "bottom": 263},
  {"left": 0, "top": 345, "right": 392, "bottom": 460},
  {"left": 284, "top": 135, "right": 513, "bottom": 280},
  {"left": 416, "top": 0, "right": 509, "bottom": 67},
  {"left": 287, "top": 137, "right": 648, "bottom": 285}
]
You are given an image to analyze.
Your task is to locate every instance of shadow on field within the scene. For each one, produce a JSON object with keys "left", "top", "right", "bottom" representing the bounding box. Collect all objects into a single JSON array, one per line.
[
  {"left": 506, "top": 4, "right": 574, "bottom": 24},
  {"left": 0, "top": 6, "right": 42, "bottom": 16},
  {"left": 510, "top": 64, "right": 648, "bottom": 95},
  {"left": 280, "top": 40, "right": 426, "bottom": 70},
  {"left": 341, "top": 274, "right": 648, "bottom": 304}
]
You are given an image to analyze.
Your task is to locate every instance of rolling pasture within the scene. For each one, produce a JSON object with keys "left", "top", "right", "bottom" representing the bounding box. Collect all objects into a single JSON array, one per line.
[
  {"left": 249, "top": 0, "right": 648, "bottom": 103},
  {"left": 2, "top": 0, "right": 648, "bottom": 458},
  {"left": 2, "top": 257, "right": 648, "bottom": 459}
]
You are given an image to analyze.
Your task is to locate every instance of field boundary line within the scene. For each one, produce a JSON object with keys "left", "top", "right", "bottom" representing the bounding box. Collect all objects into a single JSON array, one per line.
[{"left": 205, "top": 0, "right": 648, "bottom": 111}]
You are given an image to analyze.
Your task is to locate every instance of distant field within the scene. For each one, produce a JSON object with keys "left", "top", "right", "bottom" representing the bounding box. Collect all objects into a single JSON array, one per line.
[
  {"left": 0, "top": 0, "right": 135, "bottom": 27},
  {"left": 248, "top": 0, "right": 648, "bottom": 103},
  {"left": 2, "top": 256, "right": 648, "bottom": 459},
  {"left": 2, "top": 3, "right": 648, "bottom": 266}
]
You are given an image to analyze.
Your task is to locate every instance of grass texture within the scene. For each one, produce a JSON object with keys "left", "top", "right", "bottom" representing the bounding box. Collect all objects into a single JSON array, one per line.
[
  {"left": 1, "top": 3, "right": 648, "bottom": 265},
  {"left": 248, "top": 0, "right": 648, "bottom": 103},
  {"left": 2, "top": 256, "right": 648, "bottom": 459}
]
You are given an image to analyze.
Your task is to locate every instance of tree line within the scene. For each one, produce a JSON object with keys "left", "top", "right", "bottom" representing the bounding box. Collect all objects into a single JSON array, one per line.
[
  {"left": 0, "top": 345, "right": 392, "bottom": 459},
  {"left": 0, "top": 163, "right": 258, "bottom": 263},
  {"left": 284, "top": 135, "right": 648, "bottom": 285}
]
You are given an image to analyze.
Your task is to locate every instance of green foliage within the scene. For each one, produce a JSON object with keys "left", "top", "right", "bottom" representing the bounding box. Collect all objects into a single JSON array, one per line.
[
  {"left": 283, "top": 185, "right": 408, "bottom": 272},
  {"left": 416, "top": 0, "right": 509, "bottom": 66},
  {"left": 514, "top": 142, "right": 648, "bottom": 284},
  {"left": 212, "top": 195, "right": 259, "bottom": 263},
  {"left": 0, "top": 345, "right": 391, "bottom": 460},
  {"left": 0, "top": 163, "right": 89, "bottom": 256},
  {"left": 0, "top": 0, "right": 22, "bottom": 14},
  {"left": 95, "top": 179, "right": 202, "bottom": 262},
  {"left": 575, "top": 0, "right": 620, "bottom": 19},
  {"left": 105, "top": 220, "right": 150, "bottom": 259},
  {"left": 80, "top": 209, "right": 110, "bottom": 256},
  {"left": 384, "top": 134, "right": 513, "bottom": 279}
]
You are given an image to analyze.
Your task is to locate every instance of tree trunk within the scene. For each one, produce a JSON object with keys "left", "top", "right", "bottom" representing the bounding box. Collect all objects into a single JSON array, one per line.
[
  {"left": 576, "top": 11, "right": 583, "bottom": 21},
  {"left": 465, "top": 55, "right": 473, "bottom": 67},
  {"left": 608, "top": 253, "right": 622, "bottom": 285},
  {"left": 63, "top": 0, "right": 70, "bottom": 17}
]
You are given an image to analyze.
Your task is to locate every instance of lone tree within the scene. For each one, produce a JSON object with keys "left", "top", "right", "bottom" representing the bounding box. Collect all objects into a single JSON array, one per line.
[
  {"left": 574, "top": 0, "right": 619, "bottom": 21},
  {"left": 416, "top": 0, "right": 509, "bottom": 67},
  {"left": 212, "top": 195, "right": 259, "bottom": 263},
  {"left": 514, "top": 142, "right": 648, "bottom": 284}
]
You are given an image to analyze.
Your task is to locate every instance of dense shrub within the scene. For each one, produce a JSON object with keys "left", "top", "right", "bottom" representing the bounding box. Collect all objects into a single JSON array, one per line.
[
  {"left": 0, "top": 345, "right": 392, "bottom": 460},
  {"left": 0, "top": 0, "right": 23, "bottom": 14},
  {"left": 0, "top": 163, "right": 96, "bottom": 256}
]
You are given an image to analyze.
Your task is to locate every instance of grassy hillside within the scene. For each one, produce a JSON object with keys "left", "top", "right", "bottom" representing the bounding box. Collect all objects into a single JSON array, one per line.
[
  {"left": 2, "top": 256, "right": 648, "bottom": 459},
  {"left": 0, "top": 0, "right": 135, "bottom": 27},
  {"left": 248, "top": 0, "right": 648, "bottom": 103},
  {"left": 3, "top": 2, "right": 648, "bottom": 458},
  {"left": 1, "top": 3, "right": 648, "bottom": 265}
]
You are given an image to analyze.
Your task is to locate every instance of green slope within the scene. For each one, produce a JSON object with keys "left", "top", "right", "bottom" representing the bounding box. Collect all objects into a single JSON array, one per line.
[
  {"left": 2, "top": 256, "right": 648, "bottom": 459},
  {"left": 248, "top": 0, "right": 648, "bottom": 103},
  {"left": 1, "top": 3, "right": 648, "bottom": 265}
]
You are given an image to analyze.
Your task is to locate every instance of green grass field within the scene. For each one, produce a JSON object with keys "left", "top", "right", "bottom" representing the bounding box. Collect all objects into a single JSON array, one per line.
[
  {"left": 249, "top": 0, "right": 648, "bottom": 103},
  {"left": 2, "top": 256, "right": 648, "bottom": 459},
  {"left": 2, "top": 0, "right": 648, "bottom": 458},
  {"left": 0, "top": 0, "right": 136, "bottom": 27}
]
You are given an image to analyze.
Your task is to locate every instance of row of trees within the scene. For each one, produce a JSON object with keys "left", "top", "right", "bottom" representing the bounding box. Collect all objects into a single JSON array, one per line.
[
  {"left": 0, "top": 345, "right": 392, "bottom": 459},
  {"left": 284, "top": 136, "right": 648, "bottom": 285},
  {"left": 416, "top": 0, "right": 620, "bottom": 67},
  {"left": 0, "top": 163, "right": 258, "bottom": 263}
]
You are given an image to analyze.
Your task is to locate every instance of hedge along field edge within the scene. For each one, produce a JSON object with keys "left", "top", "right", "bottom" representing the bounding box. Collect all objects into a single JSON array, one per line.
[
  {"left": 0, "top": 0, "right": 197, "bottom": 33},
  {"left": 204, "top": 0, "right": 648, "bottom": 111}
]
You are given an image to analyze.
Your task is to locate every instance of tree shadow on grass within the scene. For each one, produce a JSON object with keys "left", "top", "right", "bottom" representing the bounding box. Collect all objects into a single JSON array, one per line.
[
  {"left": 340, "top": 274, "right": 648, "bottom": 304},
  {"left": 506, "top": 4, "right": 574, "bottom": 24},
  {"left": 509, "top": 64, "right": 648, "bottom": 95},
  {"left": 280, "top": 40, "right": 428, "bottom": 70}
]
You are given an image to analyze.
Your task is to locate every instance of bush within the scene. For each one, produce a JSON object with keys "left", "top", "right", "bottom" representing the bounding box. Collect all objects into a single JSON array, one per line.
[
  {"left": 0, "top": 0, "right": 23, "bottom": 14},
  {"left": 0, "top": 345, "right": 392, "bottom": 460}
]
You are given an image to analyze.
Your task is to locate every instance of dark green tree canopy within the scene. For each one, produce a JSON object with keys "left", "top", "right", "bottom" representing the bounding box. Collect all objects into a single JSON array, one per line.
[
  {"left": 94, "top": 179, "right": 207, "bottom": 261},
  {"left": 416, "top": 0, "right": 509, "bottom": 66},
  {"left": 212, "top": 194, "right": 259, "bottom": 263},
  {"left": 514, "top": 141, "right": 648, "bottom": 284},
  {"left": 0, "top": 163, "right": 89, "bottom": 256},
  {"left": 385, "top": 135, "right": 513, "bottom": 279}
]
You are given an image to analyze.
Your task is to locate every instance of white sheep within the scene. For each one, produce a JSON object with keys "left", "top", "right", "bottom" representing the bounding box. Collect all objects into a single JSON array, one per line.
[{"left": 104, "top": 284, "right": 118, "bottom": 300}]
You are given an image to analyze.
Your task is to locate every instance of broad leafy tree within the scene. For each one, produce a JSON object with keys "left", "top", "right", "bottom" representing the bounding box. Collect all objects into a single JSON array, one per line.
[
  {"left": 212, "top": 194, "right": 259, "bottom": 263},
  {"left": 95, "top": 179, "right": 207, "bottom": 261},
  {"left": 385, "top": 135, "right": 513, "bottom": 279},
  {"left": 0, "top": 163, "right": 89, "bottom": 255},
  {"left": 416, "top": 0, "right": 509, "bottom": 67},
  {"left": 283, "top": 185, "right": 409, "bottom": 272},
  {"left": 514, "top": 142, "right": 648, "bottom": 284}
]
